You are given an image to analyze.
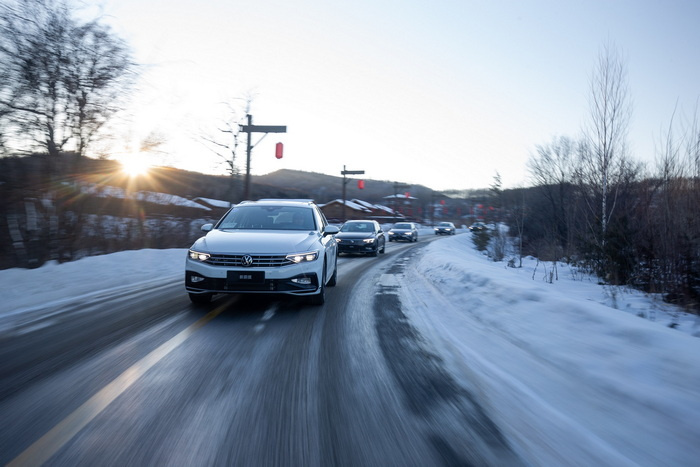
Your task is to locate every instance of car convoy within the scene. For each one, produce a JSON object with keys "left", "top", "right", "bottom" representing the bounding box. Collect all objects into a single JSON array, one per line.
[{"left": 186, "top": 199, "right": 469, "bottom": 305}]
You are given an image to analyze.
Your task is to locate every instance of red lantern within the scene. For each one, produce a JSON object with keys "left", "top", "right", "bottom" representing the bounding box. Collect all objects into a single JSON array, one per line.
[
  {"left": 275, "top": 142, "right": 283, "bottom": 159},
  {"left": 357, "top": 179, "right": 365, "bottom": 189}
]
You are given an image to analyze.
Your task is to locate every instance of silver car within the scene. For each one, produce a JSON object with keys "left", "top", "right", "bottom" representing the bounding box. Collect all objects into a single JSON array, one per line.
[{"left": 186, "top": 199, "right": 339, "bottom": 305}]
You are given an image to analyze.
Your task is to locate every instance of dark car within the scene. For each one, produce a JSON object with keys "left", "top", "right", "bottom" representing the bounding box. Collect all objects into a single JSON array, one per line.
[
  {"left": 388, "top": 222, "right": 418, "bottom": 242},
  {"left": 434, "top": 221, "right": 456, "bottom": 235},
  {"left": 469, "top": 222, "right": 487, "bottom": 232},
  {"left": 335, "top": 220, "right": 386, "bottom": 256}
]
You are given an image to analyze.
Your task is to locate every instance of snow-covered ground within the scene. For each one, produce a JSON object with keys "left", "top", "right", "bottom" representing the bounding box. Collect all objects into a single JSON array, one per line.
[{"left": 1, "top": 233, "right": 699, "bottom": 465}]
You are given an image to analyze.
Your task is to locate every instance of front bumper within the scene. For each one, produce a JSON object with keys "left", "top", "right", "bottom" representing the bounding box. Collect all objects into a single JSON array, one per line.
[
  {"left": 389, "top": 233, "right": 414, "bottom": 241},
  {"left": 185, "top": 259, "right": 322, "bottom": 296},
  {"left": 337, "top": 240, "right": 377, "bottom": 254}
]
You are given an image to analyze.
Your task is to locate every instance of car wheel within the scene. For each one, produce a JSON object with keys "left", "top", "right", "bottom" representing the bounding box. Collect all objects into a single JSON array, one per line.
[
  {"left": 189, "top": 292, "right": 212, "bottom": 304},
  {"left": 327, "top": 255, "right": 337, "bottom": 287},
  {"left": 380, "top": 241, "right": 385, "bottom": 254},
  {"left": 309, "top": 263, "right": 326, "bottom": 306}
]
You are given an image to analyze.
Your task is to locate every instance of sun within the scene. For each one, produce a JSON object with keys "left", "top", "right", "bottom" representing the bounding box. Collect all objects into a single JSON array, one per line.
[{"left": 121, "top": 156, "right": 150, "bottom": 177}]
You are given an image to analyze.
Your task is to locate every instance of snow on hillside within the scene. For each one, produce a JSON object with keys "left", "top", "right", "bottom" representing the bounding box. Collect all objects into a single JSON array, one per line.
[{"left": 81, "top": 184, "right": 211, "bottom": 210}]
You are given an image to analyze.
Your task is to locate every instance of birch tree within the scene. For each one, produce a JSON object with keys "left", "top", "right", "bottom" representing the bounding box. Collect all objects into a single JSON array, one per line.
[{"left": 581, "top": 42, "right": 632, "bottom": 242}]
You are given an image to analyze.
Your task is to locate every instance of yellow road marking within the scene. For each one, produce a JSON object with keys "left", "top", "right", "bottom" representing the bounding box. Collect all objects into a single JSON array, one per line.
[{"left": 8, "top": 302, "right": 229, "bottom": 467}]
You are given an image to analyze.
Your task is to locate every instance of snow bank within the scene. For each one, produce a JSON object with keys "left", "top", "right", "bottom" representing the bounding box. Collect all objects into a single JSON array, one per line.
[{"left": 402, "top": 234, "right": 700, "bottom": 466}]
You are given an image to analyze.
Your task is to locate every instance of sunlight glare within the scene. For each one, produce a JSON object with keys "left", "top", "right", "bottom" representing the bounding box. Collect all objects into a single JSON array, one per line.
[{"left": 121, "top": 156, "right": 150, "bottom": 177}]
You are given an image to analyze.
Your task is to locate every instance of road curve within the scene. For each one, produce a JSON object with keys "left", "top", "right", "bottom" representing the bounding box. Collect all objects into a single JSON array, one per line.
[{"left": 1, "top": 236, "right": 524, "bottom": 466}]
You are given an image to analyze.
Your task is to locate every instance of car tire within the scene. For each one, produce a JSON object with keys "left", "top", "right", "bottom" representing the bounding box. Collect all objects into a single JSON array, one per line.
[
  {"left": 327, "top": 256, "right": 337, "bottom": 287},
  {"left": 309, "top": 263, "right": 326, "bottom": 306},
  {"left": 189, "top": 292, "right": 212, "bottom": 304},
  {"left": 380, "top": 241, "right": 385, "bottom": 254}
]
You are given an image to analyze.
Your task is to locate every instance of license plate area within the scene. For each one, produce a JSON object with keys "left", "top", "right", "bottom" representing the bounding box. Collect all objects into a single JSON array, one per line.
[{"left": 227, "top": 270, "right": 265, "bottom": 284}]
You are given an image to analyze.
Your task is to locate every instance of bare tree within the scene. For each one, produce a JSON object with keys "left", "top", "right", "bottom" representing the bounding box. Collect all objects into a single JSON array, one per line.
[
  {"left": 199, "top": 95, "right": 254, "bottom": 202},
  {"left": 581, "top": 42, "right": 632, "bottom": 240},
  {"left": 527, "top": 135, "right": 578, "bottom": 257},
  {"left": 0, "top": 0, "right": 135, "bottom": 158}
]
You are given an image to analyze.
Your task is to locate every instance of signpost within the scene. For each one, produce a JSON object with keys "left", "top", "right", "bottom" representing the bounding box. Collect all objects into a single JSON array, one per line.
[
  {"left": 240, "top": 114, "right": 286, "bottom": 200},
  {"left": 341, "top": 165, "right": 365, "bottom": 222}
]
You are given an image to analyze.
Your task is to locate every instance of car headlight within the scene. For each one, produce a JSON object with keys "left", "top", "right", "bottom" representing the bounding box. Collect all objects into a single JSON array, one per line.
[
  {"left": 363, "top": 238, "right": 375, "bottom": 244},
  {"left": 188, "top": 250, "right": 210, "bottom": 261},
  {"left": 286, "top": 251, "right": 318, "bottom": 263},
  {"left": 335, "top": 238, "right": 343, "bottom": 243},
  {"left": 388, "top": 231, "right": 395, "bottom": 235}
]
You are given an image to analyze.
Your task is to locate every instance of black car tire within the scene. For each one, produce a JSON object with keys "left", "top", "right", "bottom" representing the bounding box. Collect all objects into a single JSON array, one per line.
[
  {"left": 327, "top": 256, "right": 337, "bottom": 287},
  {"left": 309, "top": 262, "right": 326, "bottom": 306}
]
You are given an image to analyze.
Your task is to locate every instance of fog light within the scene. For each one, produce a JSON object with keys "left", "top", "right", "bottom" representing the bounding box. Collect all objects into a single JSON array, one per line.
[
  {"left": 191, "top": 275, "right": 205, "bottom": 283},
  {"left": 291, "top": 277, "right": 312, "bottom": 285}
]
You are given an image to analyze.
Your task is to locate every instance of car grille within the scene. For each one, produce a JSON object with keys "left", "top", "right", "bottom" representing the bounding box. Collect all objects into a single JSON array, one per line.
[{"left": 205, "top": 254, "right": 291, "bottom": 267}]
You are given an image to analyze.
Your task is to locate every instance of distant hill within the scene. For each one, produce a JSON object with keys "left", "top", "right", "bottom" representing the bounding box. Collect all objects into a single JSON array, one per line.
[
  {"left": 0, "top": 153, "right": 495, "bottom": 207},
  {"left": 254, "top": 169, "right": 438, "bottom": 205}
]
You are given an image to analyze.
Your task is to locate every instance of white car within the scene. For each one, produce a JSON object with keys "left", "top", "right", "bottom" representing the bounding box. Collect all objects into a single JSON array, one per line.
[{"left": 186, "top": 199, "right": 339, "bottom": 305}]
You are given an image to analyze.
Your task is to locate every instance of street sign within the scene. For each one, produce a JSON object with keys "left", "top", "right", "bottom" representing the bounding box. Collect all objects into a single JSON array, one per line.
[{"left": 240, "top": 125, "right": 287, "bottom": 133}]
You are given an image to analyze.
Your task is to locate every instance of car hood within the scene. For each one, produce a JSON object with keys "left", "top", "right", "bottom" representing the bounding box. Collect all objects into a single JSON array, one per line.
[
  {"left": 390, "top": 229, "right": 412, "bottom": 233},
  {"left": 336, "top": 232, "right": 374, "bottom": 239},
  {"left": 191, "top": 229, "right": 321, "bottom": 254}
]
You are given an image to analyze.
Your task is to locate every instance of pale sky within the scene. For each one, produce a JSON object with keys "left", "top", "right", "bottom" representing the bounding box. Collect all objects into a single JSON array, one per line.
[{"left": 95, "top": 0, "right": 700, "bottom": 191}]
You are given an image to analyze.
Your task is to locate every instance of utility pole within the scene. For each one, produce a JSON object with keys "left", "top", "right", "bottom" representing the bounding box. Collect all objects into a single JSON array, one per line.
[
  {"left": 239, "top": 114, "right": 287, "bottom": 200},
  {"left": 341, "top": 165, "right": 365, "bottom": 222},
  {"left": 392, "top": 182, "right": 410, "bottom": 221}
]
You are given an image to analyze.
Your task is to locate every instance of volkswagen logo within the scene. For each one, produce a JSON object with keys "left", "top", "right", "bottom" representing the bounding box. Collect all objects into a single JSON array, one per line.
[{"left": 241, "top": 255, "right": 254, "bottom": 267}]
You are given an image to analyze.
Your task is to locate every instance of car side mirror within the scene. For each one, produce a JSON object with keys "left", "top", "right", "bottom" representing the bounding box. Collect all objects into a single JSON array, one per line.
[
  {"left": 323, "top": 225, "right": 340, "bottom": 236},
  {"left": 201, "top": 223, "right": 213, "bottom": 232}
]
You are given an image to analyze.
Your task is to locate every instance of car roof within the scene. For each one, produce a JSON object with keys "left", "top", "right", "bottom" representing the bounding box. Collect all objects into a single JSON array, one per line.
[{"left": 237, "top": 199, "right": 316, "bottom": 207}]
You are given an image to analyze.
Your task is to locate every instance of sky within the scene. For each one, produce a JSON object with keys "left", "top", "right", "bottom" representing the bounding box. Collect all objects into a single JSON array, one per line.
[
  {"left": 88, "top": 0, "right": 700, "bottom": 191},
  {"left": 2, "top": 231, "right": 699, "bottom": 465}
]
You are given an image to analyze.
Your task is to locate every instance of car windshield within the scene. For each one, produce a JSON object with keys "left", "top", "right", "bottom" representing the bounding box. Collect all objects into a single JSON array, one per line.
[
  {"left": 438, "top": 222, "right": 451, "bottom": 227},
  {"left": 217, "top": 205, "right": 316, "bottom": 230},
  {"left": 393, "top": 223, "right": 412, "bottom": 229},
  {"left": 341, "top": 222, "right": 373, "bottom": 232}
]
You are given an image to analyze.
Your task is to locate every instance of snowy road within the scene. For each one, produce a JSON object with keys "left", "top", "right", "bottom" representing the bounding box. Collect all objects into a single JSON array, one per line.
[
  {"left": 0, "top": 235, "right": 525, "bottom": 466},
  {"left": 1, "top": 231, "right": 699, "bottom": 466}
]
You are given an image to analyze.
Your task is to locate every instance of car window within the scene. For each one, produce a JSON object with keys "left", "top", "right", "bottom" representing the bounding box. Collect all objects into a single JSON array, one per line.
[
  {"left": 218, "top": 206, "right": 316, "bottom": 230},
  {"left": 342, "top": 222, "right": 372, "bottom": 232},
  {"left": 313, "top": 206, "right": 328, "bottom": 230},
  {"left": 394, "top": 223, "right": 411, "bottom": 229}
]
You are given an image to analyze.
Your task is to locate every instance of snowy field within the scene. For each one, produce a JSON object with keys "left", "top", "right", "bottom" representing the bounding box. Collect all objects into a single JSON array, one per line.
[{"left": 1, "top": 233, "right": 699, "bottom": 465}]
